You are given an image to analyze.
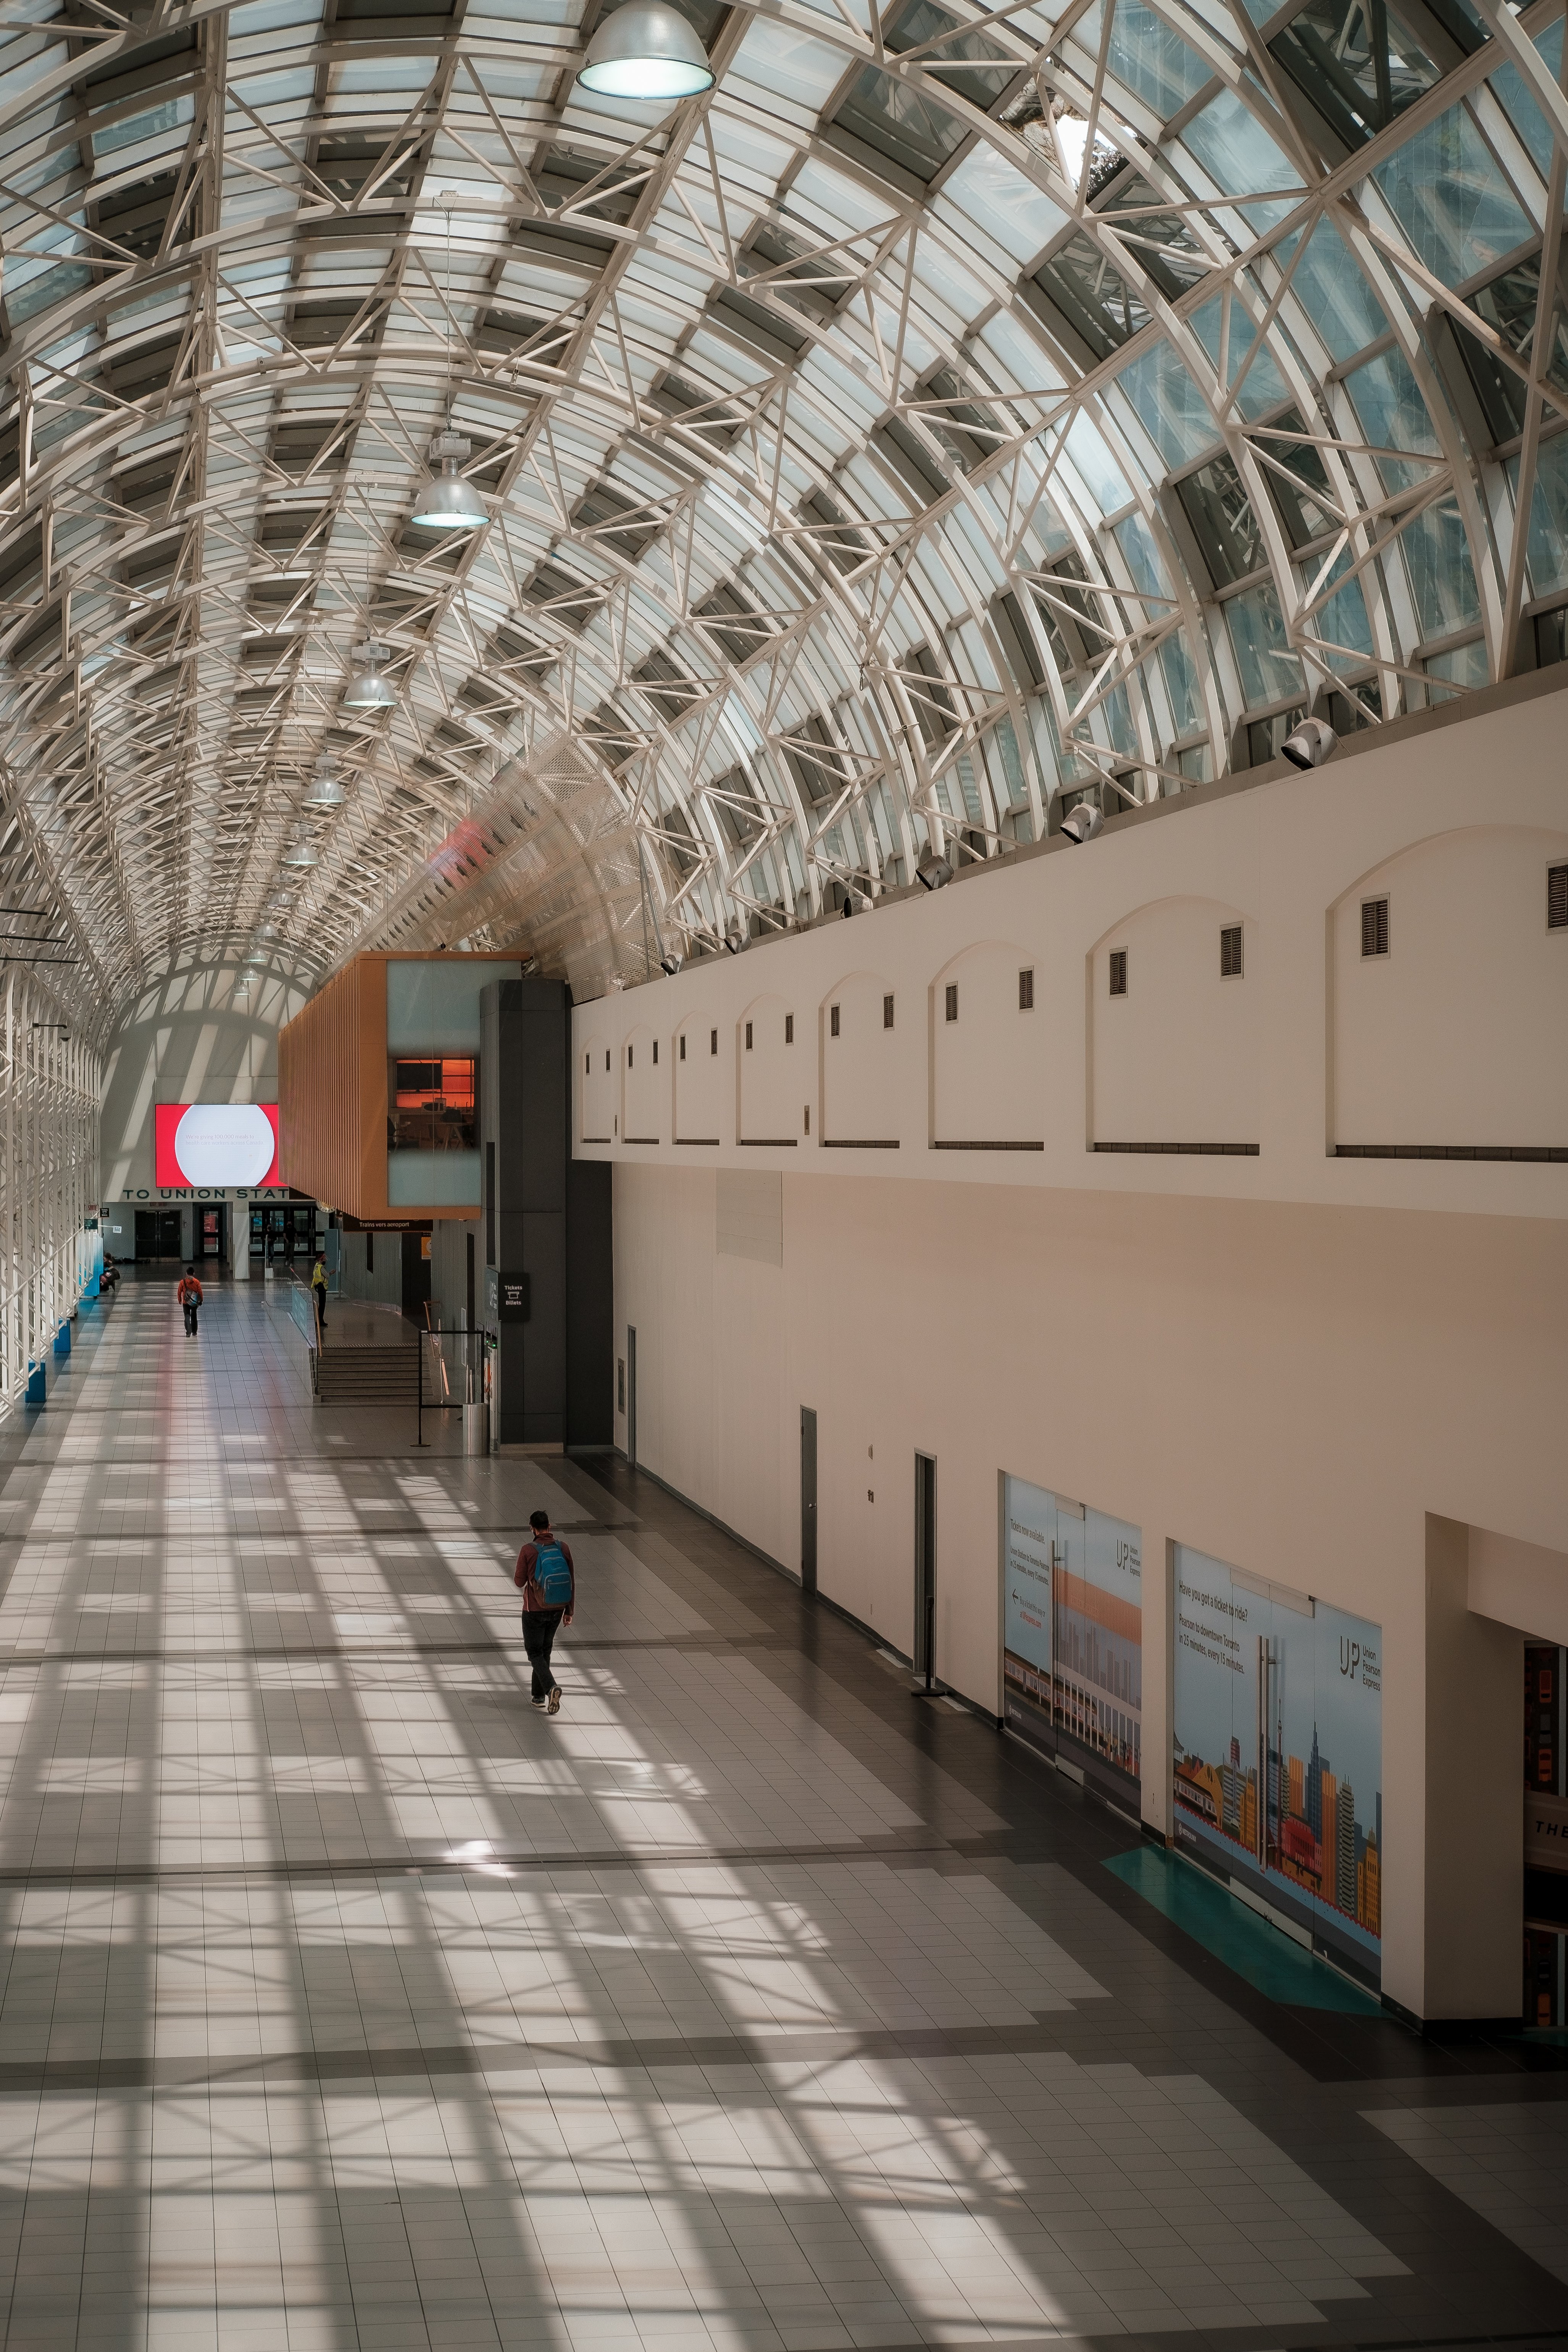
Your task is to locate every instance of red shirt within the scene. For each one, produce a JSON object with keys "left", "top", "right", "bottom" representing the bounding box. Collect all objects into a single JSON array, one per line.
[
  {"left": 514, "top": 1537, "right": 574, "bottom": 1617},
  {"left": 176, "top": 1276, "right": 203, "bottom": 1305}
]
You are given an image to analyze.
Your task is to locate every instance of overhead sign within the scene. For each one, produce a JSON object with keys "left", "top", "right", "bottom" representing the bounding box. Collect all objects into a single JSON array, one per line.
[{"left": 156, "top": 1103, "right": 280, "bottom": 1189}]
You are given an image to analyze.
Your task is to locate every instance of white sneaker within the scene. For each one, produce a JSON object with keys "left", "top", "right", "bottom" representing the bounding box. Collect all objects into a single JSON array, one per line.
[{"left": 531, "top": 1695, "right": 547, "bottom": 1708}]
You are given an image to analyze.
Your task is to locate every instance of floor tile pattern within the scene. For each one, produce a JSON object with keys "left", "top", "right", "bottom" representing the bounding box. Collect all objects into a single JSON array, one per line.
[{"left": 0, "top": 1278, "right": 1557, "bottom": 2349}]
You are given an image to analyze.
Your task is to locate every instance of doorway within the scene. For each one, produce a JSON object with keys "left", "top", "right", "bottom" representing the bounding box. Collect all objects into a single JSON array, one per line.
[
  {"left": 250, "top": 1203, "right": 318, "bottom": 1265},
  {"left": 195, "top": 1205, "right": 226, "bottom": 1261},
  {"left": 800, "top": 1407, "right": 818, "bottom": 1595},
  {"left": 135, "top": 1208, "right": 183, "bottom": 1261},
  {"left": 626, "top": 1326, "right": 637, "bottom": 1468},
  {"left": 401, "top": 1229, "right": 431, "bottom": 1320},
  {"left": 914, "top": 1453, "right": 937, "bottom": 1686}
]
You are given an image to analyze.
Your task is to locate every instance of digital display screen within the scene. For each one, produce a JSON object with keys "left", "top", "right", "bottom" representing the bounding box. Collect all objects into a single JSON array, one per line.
[{"left": 155, "top": 1103, "right": 281, "bottom": 1189}]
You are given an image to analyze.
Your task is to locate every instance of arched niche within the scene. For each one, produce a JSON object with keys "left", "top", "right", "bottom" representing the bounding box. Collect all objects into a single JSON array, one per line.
[
  {"left": 819, "top": 970, "right": 901, "bottom": 1149},
  {"left": 1331, "top": 825, "right": 1568, "bottom": 1154},
  {"left": 580, "top": 1034, "right": 613, "bottom": 1143},
  {"left": 1089, "top": 895, "right": 1259, "bottom": 1153},
  {"left": 621, "top": 1023, "right": 664, "bottom": 1144},
  {"left": 930, "top": 939, "right": 1044, "bottom": 1150},
  {"left": 737, "top": 991, "right": 802, "bottom": 1146}
]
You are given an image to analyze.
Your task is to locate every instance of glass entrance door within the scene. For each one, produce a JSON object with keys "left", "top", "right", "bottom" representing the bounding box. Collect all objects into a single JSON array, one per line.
[{"left": 250, "top": 1203, "right": 318, "bottom": 1263}]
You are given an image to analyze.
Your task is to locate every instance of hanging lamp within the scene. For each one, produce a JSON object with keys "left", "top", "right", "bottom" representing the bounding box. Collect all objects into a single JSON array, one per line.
[
  {"left": 344, "top": 640, "right": 397, "bottom": 709},
  {"left": 303, "top": 763, "right": 347, "bottom": 810},
  {"left": 412, "top": 433, "right": 487, "bottom": 531},
  {"left": 578, "top": 1, "right": 714, "bottom": 98}
]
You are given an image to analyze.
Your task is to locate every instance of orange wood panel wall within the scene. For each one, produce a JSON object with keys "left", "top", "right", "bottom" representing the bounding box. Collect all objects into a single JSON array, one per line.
[
  {"left": 279, "top": 952, "right": 520, "bottom": 1220},
  {"left": 277, "top": 955, "right": 387, "bottom": 1217}
]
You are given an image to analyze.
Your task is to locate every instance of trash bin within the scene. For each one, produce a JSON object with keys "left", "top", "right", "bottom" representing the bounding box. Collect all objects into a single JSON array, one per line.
[{"left": 463, "top": 1399, "right": 488, "bottom": 1455}]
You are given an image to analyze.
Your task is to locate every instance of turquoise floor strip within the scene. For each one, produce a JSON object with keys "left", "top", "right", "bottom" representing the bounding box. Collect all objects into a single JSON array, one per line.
[{"left": 1104, "top": 1845, "right": 1382, "bottom": 2013}]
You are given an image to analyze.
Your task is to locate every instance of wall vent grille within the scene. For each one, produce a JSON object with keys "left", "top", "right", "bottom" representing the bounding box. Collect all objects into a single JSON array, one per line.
[
  {"left": 1549, "top": 862, "right": 1568, "bottom": 930},
  {"left": 1108, "top": 950, "right": 1127, "bottom": 996},
  {"left": 1220, "top": 924, "right": 1243, "bottom": 978},
  {"left": 1361, "top": 897, "right": 1389, "bottom": 957}
]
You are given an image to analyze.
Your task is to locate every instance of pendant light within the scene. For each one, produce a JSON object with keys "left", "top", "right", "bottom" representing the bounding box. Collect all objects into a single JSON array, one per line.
[
  {"left": 412, "top": 197, "right": 488, "bottom": 531},
  {"left": 302, "top": 762, "right": 346, "bottom": 810},
  {"left": 578, "top": 0, "right": 714, "bottom": 98},
  {"left": 344, "top": 640, "right": 397, "bottom": 709},
  {"left": 412, "top": 433, "right": 487, "bottom": 531}
]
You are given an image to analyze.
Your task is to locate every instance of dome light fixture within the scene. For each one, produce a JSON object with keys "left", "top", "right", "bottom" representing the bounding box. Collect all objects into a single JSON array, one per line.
[
  {"left": 344, "top": 640, "right": 397, "bottom": 709},
  {"left": 578, "top": 0, "right": 714, "bottom": 99},
  {"left": 302, "top": 763, "right": 347, "bottom": 810},
  {"left": 411, "top": 434, "right": 487, "bottom": 532},
  {"left": 281, "top": 842, "right": 319, "bottom": 868}
]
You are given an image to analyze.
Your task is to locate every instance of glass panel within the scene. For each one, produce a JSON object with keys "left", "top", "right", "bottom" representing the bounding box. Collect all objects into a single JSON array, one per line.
[
  {"left": 1255, "top": 410, "right": 1338, "bottom": 547},
  {"left": 1526, "top": 432, "right": 1568, "bottom": 600},
  {"left": 1070, "top": 0, "right": 1213, "bottom": 118},
  {"left": 832, "top": 64, "right": 970, "bottom": 181},
  {"left": 1268, "top": 0, "right": 1452, "bottom": 148},
  {"left": 1033, "top": 232, "right": 1152, "bottom": 359},
  {"left": 1180, "top": 88, "right": 1305, "bottom": 229},
  {"left": 1115, "top": 338, "right": 1219, "bottom": 468},
  {"left": 1312, "top": 550, "right": 1376, "bottom": 668},
  {"left": 1344, "top": 345, "right": 1443, "bottom": 489},
  {"left": 1226, "top": 581, "right": 1304, "bottom": 706},
  {"left": 1452, "top": 257, "right": 1568, "bottom": 448},
  {"left": 1176, "top": 455, "right": 1266, "bottom": 588},
  {"left": 1097, "top": 173, "right": 1210, "bottom": 301},
  {"left": 1371, "top": 102, "right": 1531, "bottom": 285},
  {"left": 1161, "top": 633, "right": 1205, "bottom": 735},
  {"left": 1399, "top": 496, "right": 1481, "bottom": 639},
  {"left": 1189, "top": 292, "right": 1290, "bottom": 419},
  {"left": 1276, "top": 219, "right": 1388, "bottom": 363}
]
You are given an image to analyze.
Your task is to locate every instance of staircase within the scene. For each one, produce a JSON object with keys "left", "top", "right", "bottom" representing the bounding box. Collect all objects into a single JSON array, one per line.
[{"left": 314, "top": 1345, "right": 419, "bottom": 1404}]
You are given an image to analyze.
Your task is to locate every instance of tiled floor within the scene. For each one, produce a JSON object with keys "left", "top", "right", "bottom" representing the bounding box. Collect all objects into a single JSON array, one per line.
[{"left": 0, "top": 1276, "right": 1561, "bottom": 2350}]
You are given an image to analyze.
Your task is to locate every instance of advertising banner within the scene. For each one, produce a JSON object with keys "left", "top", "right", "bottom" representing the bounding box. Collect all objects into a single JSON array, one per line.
[
  {"left": 155, "top": 1103, "right": 281, "bottom": 1190},
  {"left": 1003, "top": 1474, "right": 1142, "bottom": 1794},
  {"left": 1173, "top": 1544, "right": 1382, "bottom": 1980}
]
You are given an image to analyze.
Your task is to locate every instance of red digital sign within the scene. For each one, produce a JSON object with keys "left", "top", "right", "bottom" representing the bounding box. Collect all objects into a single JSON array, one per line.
[{"left": 154, "top": 1103, "right": 281, "bottom": 1190}]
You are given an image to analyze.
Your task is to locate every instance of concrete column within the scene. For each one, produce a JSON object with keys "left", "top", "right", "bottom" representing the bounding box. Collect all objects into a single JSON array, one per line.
[{"left": 1420, "top": 1514, "right": 1523, "bottom": 2022}]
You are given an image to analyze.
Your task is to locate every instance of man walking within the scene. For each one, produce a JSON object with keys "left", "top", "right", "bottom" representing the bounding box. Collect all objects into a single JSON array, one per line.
[
  {"left": 176, "top": 1265, "right": 203, "bottom": 1338},
  {"left": 311, "top": 1251, "right": 328, "bottom": 1336},
  {"left": 514, "top": 1508, "right": 573, "bottom": 1714}
]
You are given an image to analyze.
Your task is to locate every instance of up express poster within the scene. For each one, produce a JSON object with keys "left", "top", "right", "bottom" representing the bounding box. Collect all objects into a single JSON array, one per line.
[
  {"left": 1173, "top": 1545, "right": 1383, "bottom": 1979},
  {"left": 1003, "top": 1474, "right": 1142, "bottom": 1793}
]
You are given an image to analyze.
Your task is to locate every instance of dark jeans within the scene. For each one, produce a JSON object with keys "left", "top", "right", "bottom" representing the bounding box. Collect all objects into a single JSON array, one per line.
[
  {"left": 522, "top": 1606, "right": 565, "bottom": 1701},
  {"left": 183, "top": 1300, "right": 198, "bottom": 1336}
]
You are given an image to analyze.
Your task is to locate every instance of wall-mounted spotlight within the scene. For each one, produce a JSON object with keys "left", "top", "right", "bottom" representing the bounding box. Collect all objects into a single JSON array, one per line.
[
  {"left": 578, "top": 0, "right": 715, "bottom": 98},
  {"left": 411, "top": 435, "right": 487, "bottom": 532},
  {"left": 915, "top": 851, "right": 953, "bottom": 891},
  {"left": 723, "top": 921, "right": 748, "bottom": 953},
  {"left": 1060, "top": 802, "right": 1103, "bottom": 845},
  {"left": 1281, "top": 717, "right": 1337, "bottom": 770},
  {"left": 344, "top": 641, "right": 397, "bottom": 709},
  {"left": 659, "top": 952, "right": 683, "bottom": 976}
]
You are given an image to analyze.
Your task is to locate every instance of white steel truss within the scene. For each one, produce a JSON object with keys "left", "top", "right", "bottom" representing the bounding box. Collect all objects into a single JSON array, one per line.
[{"left": 0, "top": 0, "right": 1563, "bottom": 1009}]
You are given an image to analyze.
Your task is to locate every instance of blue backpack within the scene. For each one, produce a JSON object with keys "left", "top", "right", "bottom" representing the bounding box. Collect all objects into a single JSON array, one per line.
[{"left": 531, "top": 1540, "right": 573, "bottom": 1607}]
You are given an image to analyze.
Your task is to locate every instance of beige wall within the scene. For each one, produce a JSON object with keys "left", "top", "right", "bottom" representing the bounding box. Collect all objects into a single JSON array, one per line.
[
  {"left": 578, "top": 674, "right": 1568, "bottom": 1218},
  {"left": 585, "top": 681, "right": 1568, "bottom": 2023},
  {"left": 612, "top": 1163, "right": 1567, "bottom": 2020}
]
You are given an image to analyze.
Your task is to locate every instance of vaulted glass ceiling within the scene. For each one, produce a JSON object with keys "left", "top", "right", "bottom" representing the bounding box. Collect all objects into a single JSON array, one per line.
[{"left": 1, "top": 0, "right": 1563, "bottom": 1019}]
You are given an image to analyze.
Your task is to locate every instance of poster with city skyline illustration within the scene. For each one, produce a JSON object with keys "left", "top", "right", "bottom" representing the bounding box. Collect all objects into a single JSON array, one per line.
[
  {"left": 1002, "top": 1474, "right": 1142, "bottom": 1795},
  {"left": 1173, "top": 1545, "right": 1382, "bottom": 1980}
]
